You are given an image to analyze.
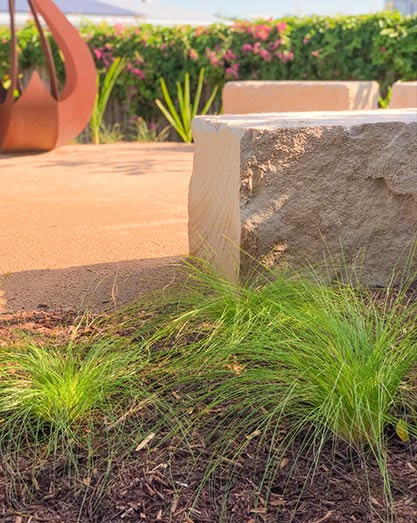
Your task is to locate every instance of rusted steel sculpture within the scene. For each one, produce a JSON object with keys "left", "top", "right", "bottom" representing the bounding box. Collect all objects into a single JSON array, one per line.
[{"left": 0, "top": 0, "right": 97, "bottom": 152}]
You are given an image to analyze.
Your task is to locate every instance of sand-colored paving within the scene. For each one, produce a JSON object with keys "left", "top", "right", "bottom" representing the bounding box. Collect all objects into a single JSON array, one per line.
[{"left": 0, "top": 143, "right": 193, "bottom": 312}]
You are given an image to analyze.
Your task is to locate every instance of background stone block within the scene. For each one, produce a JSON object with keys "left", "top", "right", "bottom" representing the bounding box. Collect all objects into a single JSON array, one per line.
[
  {"left": 390, "top": 81, "right": 417, "bottom": 108},
  {"left": 222, "top": 81, "right": 380, "bottom": 114}
]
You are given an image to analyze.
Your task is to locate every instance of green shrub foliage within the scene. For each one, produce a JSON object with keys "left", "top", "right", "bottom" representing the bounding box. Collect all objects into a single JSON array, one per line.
[{"left": 1, "top": 12, "right": 416, "bottom": 122}]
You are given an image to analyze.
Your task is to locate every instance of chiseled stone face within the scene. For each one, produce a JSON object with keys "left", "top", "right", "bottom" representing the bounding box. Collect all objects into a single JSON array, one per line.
[
  {"left": 222, "top": 81, "right": 380, "bottom": 114},
  {"left": 390, "top": 82, "right": 417, "bottom": 109},
  {"left": 189, "top": 110, "right": 417, "bottom": 285}
]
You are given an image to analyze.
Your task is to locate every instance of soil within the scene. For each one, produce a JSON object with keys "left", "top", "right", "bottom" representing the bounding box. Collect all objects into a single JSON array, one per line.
[{"left": 1, "top": 310, "right": 417, "bottom": 523}]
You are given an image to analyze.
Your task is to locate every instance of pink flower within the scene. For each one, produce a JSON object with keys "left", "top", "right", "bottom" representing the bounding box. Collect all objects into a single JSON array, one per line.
[
  {"left": 210, "top": 54, "right": 219, "bottom": 65},
  {"left": 131, "top": 68, "right": 144, "bottom": 79},
  {"left": 206, "top": 48, "right": 220, "bottom": 66},
  {"left": 232, "top": 20, "right": 249, "bottom": 32},
  {"left": 113, "top": 23, "right": 125, "bottom": 34},
  {"left": 311, "top": 50, "right": 320, "bottom": 58},
  {"left": 254, "top": 24, "right": 271, "bottom": 41},
  {"left": 242, "top": 43, "right": 253, "bottom": 52},
  {"left": 223, "top": 49, "right": 237, "bottom": 61},
  {"left": 276, "top": 51, "right": 294, "bottom": 63},
  {"left": 253, "top": 42, "right": 262, "bottom": 54},
  {"left": 380, "top": 46, "right": 387, "bottom": 54},
  {"left": 93, "top": 48, "right": 103, "bottom": 60},
  {"left": 303, "top": 36, "right": 311, "bottom": 45},
  {"left": 194, "top": 26, "right": 209, "bottom": 37},
  {"left": 259, "top": 48, "right": 272, "bottom": 62},
  {"left": 276, "top": 22, "right": 288, "bottom": 33},
  {"left": 189, "top": 48, "right": 198, "bottom": 61},
  {"left": 284, "top": 51, "right": 295, "bottom": 62},
  {"left": 268, "top": 38, "right": 281, "bottom": 51},
  {"left": 225, "top": 63, "right": 240, "bottom": 80}
]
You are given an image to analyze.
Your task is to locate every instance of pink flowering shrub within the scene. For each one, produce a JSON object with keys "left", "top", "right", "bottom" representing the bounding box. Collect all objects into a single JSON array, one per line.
[{"left": 3, "top": 12, "right": 416, "bottom": 124}]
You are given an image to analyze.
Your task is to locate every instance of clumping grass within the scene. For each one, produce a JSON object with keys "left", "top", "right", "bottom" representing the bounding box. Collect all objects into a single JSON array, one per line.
[
  {"left": 0, "top": 341, "right": 140, "bottom": 429},
  {"left": 2, "top": 263, "right": 417, "bottom": 518},
  {"left": 0, "top": 319, "right": 190, "bottom": 518},
  {"left": 144, "top": 266, "right": 417, "bottom": 499},
  {"left": 0, "top": 332, "right": 160, "bottom": 486}
]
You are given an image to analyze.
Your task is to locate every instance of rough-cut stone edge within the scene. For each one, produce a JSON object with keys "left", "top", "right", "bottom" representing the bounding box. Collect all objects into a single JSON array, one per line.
[{"left": 189, "top": 110, "right": 417, "bottom": 282}]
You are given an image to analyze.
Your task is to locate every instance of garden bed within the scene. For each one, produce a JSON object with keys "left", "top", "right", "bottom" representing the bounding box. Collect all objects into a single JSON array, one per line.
[
  {"left": 1, "top": 390, "right": 417, "bottom": 523},
  {"left": 1, "top": 272, "right": 417, "bottom": 522}
]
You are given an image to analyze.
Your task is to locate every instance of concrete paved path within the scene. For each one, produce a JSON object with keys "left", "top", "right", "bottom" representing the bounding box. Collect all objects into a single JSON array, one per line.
[{"left": 0, "top": 143, "right": 193, "bottom": 312}]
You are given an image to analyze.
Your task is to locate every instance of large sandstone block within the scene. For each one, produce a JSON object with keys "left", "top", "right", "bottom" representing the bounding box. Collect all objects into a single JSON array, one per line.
[
  {"left": 189, "top": 110, "right": 417, "bottom": 285},
  {"left": 390, "top": 81, "right": 417, "bottom": 108},
  {"left": 222, "top": 81, "right": 380, "bottom": 114}
]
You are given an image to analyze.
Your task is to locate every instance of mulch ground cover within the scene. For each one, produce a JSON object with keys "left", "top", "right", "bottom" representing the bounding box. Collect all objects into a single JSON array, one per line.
[{"left": 1, "top": 310, "right": 417, "bottom": 522}]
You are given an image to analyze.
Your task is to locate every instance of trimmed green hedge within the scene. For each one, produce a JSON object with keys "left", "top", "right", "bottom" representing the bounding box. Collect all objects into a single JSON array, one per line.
[{"left": 1, "top": 12, "right": 416, "bottom": 123}]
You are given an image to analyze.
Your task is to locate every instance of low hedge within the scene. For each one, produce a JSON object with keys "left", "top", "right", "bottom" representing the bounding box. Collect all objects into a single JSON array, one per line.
[{"left": 1, "top": 12, "right": 416, "bottom": 123}]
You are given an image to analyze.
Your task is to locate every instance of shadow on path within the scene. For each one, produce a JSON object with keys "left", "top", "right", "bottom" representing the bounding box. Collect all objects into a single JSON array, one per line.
[
  {"left": 0, "top": 257, "right": 186, "bottom": 313},
  {"left": 0, "top": 143, "right": 194, "bottom": 177}
]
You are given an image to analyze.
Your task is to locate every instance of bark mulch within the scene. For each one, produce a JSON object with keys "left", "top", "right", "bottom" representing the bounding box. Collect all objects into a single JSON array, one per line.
[{"left": 1, "top": 311, "right": 417, "bottom": 522}]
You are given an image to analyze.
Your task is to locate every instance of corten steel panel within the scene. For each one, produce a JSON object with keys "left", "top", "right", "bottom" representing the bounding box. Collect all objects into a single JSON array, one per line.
[{"left": 0, "top": 0, "right": 97, "bottom": 153}]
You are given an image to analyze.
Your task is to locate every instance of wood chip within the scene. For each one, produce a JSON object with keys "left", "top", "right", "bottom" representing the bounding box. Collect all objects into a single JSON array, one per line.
[
  {"left": 82, "top": 477, "right": 91, "bottom": 487},
  {"left": 249, "top": 507, "right": 267, "bottom": 514},
  {"left": 312, "top": 511, "right": 336, "bottom": 523},
  {"left": 270, "top": 498, "right": 286, "bottom": 507},
  {"left": 170, "top": 497, "right": 179, "bottom": 514},
  {"left": 280, "top": 457, "right": 289, "bottom": 469},
  {"left": 135, "top": 432, "right": 156, "bottom": 452}
]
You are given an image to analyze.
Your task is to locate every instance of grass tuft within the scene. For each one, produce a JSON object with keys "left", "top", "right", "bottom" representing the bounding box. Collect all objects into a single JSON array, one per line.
[
  {"left": 147, "top": 265, "right": 417, "bottom": 499},
  {"left": 0, "top": 340, "right": 145, "bottom": 430}
]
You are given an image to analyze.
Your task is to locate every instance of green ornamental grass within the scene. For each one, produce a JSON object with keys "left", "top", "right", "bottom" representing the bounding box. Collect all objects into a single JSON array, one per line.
[
  {"left": 0, "top": 331, "right": 166, "bottom": 510},
  {"left": 150, "top": 266, "right": 417, "bottom": 495},
  {"left": 0, "top": 337, "right": 148, "bottom": 436},
  {"left": 1, "top": 261, "right": 416, "bottom": 512}
]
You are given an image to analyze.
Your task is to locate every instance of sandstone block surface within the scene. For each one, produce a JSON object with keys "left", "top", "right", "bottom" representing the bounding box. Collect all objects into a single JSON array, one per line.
[
  {"left": 222, "top": 81, "right": 380, "bottom": 114},
  {"left": 390, "top": 81, "right": 417, "bottom": 108},
  {"left": 189, "top": 110, "right": 417, "bottom": 285}
]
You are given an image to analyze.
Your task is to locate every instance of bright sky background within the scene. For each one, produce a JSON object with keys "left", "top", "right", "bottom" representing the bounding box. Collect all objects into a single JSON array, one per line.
[{"left": 161, "top": 0, "right": 386, "bottom": 18}]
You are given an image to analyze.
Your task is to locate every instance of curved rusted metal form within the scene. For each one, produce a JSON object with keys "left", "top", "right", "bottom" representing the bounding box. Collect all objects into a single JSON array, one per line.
[{"left": 0, "top": 0, "right": 97, "bottom": 153}]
